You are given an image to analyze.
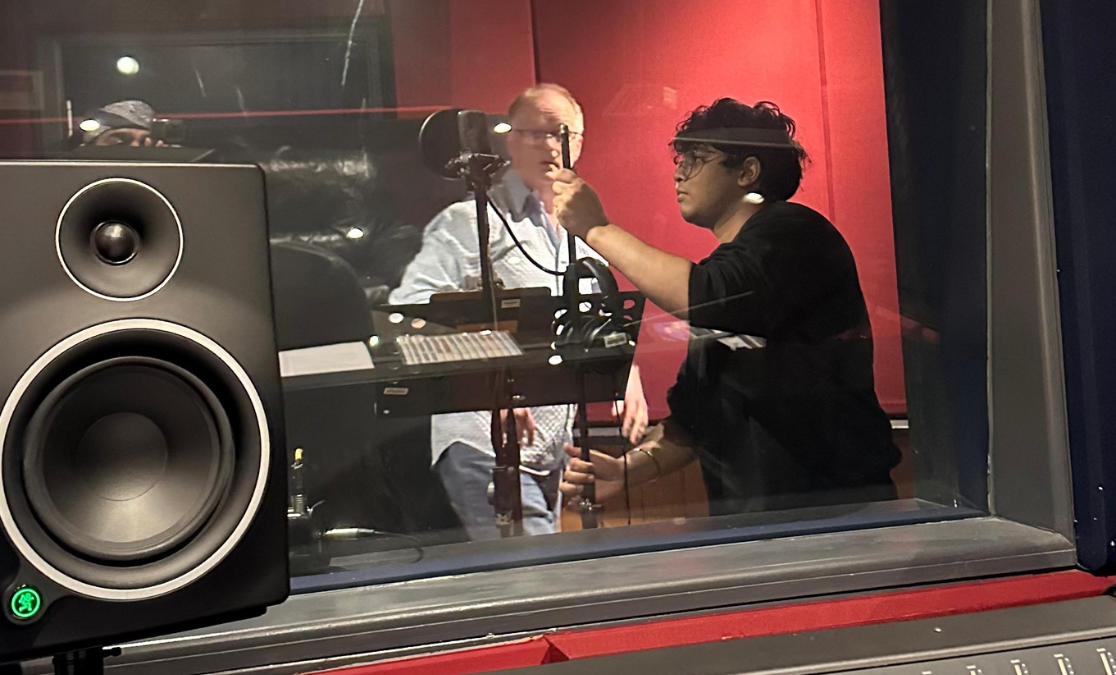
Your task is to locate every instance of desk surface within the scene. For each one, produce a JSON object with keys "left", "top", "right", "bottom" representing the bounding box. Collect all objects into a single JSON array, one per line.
[{"left": 278, "top": 339, "right": 636, "bottom": 415}]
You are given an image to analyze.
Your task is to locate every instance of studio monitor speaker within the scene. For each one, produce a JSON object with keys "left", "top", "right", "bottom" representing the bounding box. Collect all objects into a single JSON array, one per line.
[{"left": 0, "top": 162, "right": 288, "bottom": 664}]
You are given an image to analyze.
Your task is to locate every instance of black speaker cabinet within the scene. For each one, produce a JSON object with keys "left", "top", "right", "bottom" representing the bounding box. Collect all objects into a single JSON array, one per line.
[{"left": 0, "top": 162, "right": 288, "bottom": 663}]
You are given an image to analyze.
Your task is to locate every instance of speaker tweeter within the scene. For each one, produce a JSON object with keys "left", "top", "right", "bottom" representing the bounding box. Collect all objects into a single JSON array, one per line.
[{"left": 56, "top": 178, "right": 183, "bottom": 301}]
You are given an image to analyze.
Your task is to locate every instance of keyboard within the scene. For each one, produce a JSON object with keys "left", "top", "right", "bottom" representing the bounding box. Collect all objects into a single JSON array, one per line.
[{"left": 395, "top": 330, "right": 523, "bottom": 365}]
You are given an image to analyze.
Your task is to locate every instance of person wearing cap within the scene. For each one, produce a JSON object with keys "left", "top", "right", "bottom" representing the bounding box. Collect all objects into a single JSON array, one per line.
[
  {"left": 551, "top": 98, "right": 900, "bottom": 515},
  {"left": 80, "top": 100, "right": 163, "bottom": 147}
]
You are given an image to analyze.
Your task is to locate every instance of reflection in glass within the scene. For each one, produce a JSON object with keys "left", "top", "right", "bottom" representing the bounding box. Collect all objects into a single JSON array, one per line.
[{"left": 0, "top": 0, "right": 988, "bottom": 591}]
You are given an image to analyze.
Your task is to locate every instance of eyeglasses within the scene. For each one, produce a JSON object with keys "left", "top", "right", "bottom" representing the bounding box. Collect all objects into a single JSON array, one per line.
[
  {"left": 672, "top": 151, "right": 724, "bottom": 180},
  {"left": 511, "top": 128, "right": 583, "bottom": 145}
]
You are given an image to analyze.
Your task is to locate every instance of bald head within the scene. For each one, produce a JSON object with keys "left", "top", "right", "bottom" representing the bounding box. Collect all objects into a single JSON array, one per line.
[
  {"left": 508, "top": 83, "right": 584, "bottom": 133},
  {"left": 506, "top": 83, "right": 586, "bottom": 207}
]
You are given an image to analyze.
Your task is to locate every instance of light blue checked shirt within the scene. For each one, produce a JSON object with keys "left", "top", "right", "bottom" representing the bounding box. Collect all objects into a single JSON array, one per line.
[{"left": 389, "top": 169, "right": 603, "bottom": 471}]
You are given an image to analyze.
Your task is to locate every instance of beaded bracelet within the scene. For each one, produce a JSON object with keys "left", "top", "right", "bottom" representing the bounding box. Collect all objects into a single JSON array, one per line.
[{"left": 631, "top": 447, "right": 662, "bottom": 480}]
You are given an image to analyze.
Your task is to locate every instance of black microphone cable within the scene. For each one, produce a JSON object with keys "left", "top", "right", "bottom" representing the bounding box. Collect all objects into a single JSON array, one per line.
[{"left": 491, "top": 204, "right": 563, "bottom": 277}]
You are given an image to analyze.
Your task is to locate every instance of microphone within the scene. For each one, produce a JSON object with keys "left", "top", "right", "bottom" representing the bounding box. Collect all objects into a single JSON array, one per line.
[{"left": 419, "top": 109, "right": 507, "bottom": 180}]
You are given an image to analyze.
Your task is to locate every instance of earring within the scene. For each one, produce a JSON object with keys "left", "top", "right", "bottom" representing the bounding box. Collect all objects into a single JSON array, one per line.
[{"left": 744, "top": 192, "right": 765, "bottom": 205}]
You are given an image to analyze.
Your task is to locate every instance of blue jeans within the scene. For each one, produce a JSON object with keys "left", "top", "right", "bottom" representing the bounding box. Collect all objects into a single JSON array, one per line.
[{"left": 434, "top": 442, "right": 562, "bottom": 541}]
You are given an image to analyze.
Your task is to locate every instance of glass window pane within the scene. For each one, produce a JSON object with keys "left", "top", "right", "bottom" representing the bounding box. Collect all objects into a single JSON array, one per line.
[{"left": 0, "top": 0, "right": 993, "bottom": 592}]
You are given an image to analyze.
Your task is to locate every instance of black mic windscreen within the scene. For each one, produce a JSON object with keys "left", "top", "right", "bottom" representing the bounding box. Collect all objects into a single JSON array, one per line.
[{"left": 419, "top": 108, "right": 465, "bottom": 179}]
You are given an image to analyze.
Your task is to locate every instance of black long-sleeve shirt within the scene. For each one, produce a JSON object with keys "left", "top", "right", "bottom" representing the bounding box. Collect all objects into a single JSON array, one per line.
[{"left": 668, "top": 201, "right": 900, "bottom": 514}]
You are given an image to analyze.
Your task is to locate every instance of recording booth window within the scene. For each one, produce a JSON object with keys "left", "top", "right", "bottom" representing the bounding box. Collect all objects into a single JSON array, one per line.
[{"left": 0, "top": 0, "right": 1078, "bottom": 672}]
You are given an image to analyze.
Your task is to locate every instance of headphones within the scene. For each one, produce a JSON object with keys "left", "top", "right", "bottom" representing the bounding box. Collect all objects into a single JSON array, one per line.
[{"left": 554, "top": 258, "right": 636, "bottom": 349}]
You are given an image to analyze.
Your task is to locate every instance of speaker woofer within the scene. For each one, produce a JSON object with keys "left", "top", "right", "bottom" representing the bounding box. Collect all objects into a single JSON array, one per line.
[
  {"left": 22, "top": 357, "right": 234, "bottom": 563},
  {"left": 56, "top": 179, "right": 182, "bottom": 301},
  {"left": 0, "top": 320, "right": 269, "bottom": 596}
]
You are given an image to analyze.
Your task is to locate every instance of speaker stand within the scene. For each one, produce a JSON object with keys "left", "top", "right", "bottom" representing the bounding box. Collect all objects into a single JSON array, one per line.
[{"left": 51, "top": 648, "right": 120, "bottom": 675}]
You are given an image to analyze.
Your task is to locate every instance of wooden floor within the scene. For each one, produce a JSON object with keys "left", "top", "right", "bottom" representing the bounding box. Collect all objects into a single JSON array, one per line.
[
  {"left": 561, "top": 426, "right": 913, "bottom": 532},
  {"left": 560, "top": 459, "right": 709, "bottom": 532}
]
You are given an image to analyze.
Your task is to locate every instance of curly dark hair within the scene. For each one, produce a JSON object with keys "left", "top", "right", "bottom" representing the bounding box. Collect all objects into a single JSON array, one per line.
[{"left": 672, "top": 98, "right": 809, "bottom": 202}]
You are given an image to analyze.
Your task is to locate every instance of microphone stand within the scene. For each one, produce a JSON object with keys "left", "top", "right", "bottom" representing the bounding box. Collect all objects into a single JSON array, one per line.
[
  {"left": 447, "top": 149, "right": 524, "bottom": 537},
  {"left": 559, "top": 124, "right": 600, "bottom": 529}
]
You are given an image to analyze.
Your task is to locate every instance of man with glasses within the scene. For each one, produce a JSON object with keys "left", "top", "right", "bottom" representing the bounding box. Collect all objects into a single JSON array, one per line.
[
  {"left": 552, "top": 98, "right": 900, "bottom": 515},
  {"left": 390, "top": 83, "right": 648, "bottom": 540}
]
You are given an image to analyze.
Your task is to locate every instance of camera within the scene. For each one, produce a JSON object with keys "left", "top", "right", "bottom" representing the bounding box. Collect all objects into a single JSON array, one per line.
[{"left": 150, "top": 118, "right": 186, "bottom": 145}]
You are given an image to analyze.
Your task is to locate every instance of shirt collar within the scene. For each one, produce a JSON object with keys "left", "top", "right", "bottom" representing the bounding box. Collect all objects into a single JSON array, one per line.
[{"left": 492, "top": 168, "right": 543, "bottom": 222}]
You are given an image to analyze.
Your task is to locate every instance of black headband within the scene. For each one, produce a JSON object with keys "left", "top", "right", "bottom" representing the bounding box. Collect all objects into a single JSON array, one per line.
[{"left": 672, "top": 127, "right": 796, "bottom": 150}]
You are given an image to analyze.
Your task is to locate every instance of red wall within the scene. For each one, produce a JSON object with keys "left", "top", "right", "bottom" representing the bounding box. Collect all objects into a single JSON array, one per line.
[
  {"left": 530, "top": 0, "right": 905, "bottom": 417},
  {"left": 0, "top": 0, "right": 905, "bottom": 416},
  {"left": 390, "top": 0, "right": 535, "bottom": 116},
  {"left": 389, "top": 0, "right": 453, "bottom": 115},
  {"left": 448, "top": 0, "right": 536, "bottom": 112}
]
